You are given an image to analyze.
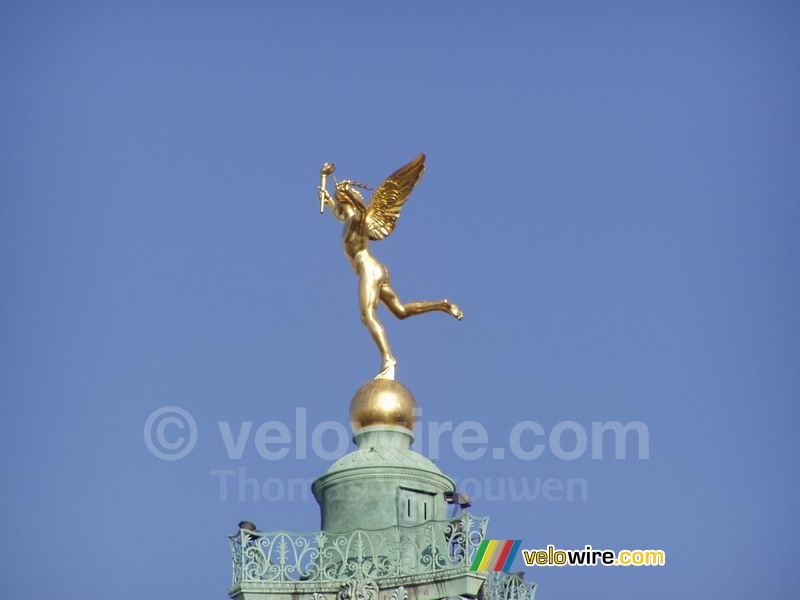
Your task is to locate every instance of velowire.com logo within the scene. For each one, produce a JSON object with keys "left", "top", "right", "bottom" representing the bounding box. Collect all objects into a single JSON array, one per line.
[{"left": 470, "top": 540, "right": 522, "bottom": 571}]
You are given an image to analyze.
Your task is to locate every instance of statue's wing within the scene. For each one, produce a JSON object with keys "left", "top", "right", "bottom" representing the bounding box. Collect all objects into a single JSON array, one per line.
[{"left": 363, "top": 154, "right": 425, "bottom": 241}]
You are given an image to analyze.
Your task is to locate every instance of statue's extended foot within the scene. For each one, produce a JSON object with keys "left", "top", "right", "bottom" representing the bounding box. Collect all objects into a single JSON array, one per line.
[
  {"left": 445, "top": 300, "right": 464, "bottom": 321},
  {"left": 375, "top": 357, "right": 397, "bottom": 380}
]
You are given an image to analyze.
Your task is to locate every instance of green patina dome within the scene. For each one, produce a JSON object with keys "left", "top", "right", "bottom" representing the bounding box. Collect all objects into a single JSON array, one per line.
[{"left": 324, "top": 444, "right": 444, "bottom": 475}]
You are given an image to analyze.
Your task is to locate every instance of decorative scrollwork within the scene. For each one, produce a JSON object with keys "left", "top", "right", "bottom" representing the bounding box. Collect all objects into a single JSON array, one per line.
[
  {"left": 391, "top": 586, "right": 409, "bottom": 600},
  {"left": 481, "top": 572, "right": 537, "bottom": 600},
  {"left": 229, "top": 512, "right": 490, "bottom": 586},
  {"left": 338, "top": 579, "right": 379, "bottom": 600}
]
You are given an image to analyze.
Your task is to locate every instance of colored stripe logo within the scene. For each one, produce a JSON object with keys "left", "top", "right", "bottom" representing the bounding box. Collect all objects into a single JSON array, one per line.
[{"left": 470, "top": 540, "right": 522, "bottom": 571}]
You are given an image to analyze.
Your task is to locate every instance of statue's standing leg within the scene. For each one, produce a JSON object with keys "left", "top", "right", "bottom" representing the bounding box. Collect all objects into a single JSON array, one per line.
[
  {"left": 380, "top": 285, "right": 464, "bottom": 320},
  {"left": 359, "top": 274, "right": 397, "bottom": 379}
]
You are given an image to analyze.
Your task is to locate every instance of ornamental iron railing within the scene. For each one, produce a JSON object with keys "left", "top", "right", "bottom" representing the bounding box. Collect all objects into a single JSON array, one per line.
[
  {"left": 229, "top": 513, "right": 489, "bottom": 586},
  {"left": 482, "top": 572, "right": 537, "bottom": 600}
]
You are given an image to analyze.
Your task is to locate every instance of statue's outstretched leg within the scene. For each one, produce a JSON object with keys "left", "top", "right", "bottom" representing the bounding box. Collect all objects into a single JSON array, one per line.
[
  {"left": 359, "top": 276, "right": 396, "bottom": 379},
  {"left": 380, "top": 285, "right": 464, "bottom": 320}
]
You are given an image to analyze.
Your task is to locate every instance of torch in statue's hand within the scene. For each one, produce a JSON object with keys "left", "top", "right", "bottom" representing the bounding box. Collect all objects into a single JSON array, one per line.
[{"left": 319, "top": 162, "right": 336, "bottom": 214}]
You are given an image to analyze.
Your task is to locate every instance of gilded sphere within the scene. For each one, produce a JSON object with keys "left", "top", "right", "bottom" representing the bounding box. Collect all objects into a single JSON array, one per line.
[{"left": 349, "top": 379, "right": 417, "bottom": 431}]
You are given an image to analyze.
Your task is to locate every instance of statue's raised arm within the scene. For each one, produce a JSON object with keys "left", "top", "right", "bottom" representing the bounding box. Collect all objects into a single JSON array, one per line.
[{"left": 318, "top": 154, "right": 463, "bottom": 381}]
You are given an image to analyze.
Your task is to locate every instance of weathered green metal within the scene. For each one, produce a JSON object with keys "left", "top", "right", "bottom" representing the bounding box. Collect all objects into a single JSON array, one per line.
[
  {"left": 228, "top": 397, "right": 537, "bottom": 600},
  {"left": 482, "top": 573, "right": 537, "bottom": 600},
  {"left": 230, "top": 512, "right": 487, "bottom": 587},
  {"left": 228, "top": 512, "right": 535, "bottom": 600},
  {"left": 312, "top": 424, "right": 455, "bottom": 533}
]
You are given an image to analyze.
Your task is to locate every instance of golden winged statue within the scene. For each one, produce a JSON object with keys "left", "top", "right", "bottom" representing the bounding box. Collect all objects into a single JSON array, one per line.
[{"left": 318, "top": 154, "right": 463, "bottom": 380}]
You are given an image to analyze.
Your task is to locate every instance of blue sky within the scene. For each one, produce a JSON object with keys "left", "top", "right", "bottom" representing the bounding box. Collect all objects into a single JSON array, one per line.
[{"left": 1, "top": 2, "right": 798, "bottom": 598}]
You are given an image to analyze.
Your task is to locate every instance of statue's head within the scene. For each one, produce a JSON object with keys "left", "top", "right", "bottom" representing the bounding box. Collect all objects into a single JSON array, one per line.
[{"left": 334, "top": 179, "right": 370, "bottom": 207}]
